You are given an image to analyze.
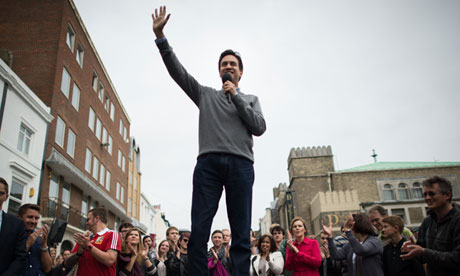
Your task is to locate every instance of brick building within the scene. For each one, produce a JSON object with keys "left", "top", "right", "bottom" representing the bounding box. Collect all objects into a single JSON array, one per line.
[
  {"left": 271, "top": 146, "right": 460, "bottom": 235},
  {"left": 0, "top": 0, "right": 131, "bottom": 248}
]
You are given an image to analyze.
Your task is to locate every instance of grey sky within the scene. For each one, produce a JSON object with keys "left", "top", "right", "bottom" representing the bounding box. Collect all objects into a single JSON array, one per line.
[{"left": 74, "top": 0, "right": 460, "bottom": 232}]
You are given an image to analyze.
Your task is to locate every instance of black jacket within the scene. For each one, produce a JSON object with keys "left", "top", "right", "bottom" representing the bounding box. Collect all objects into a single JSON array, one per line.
[
  {"left": 417, "top": 203, "right": 460, "bottom": 276},
  {"left": 383, "top": 237, "right": 424, "bottom": 276},
  {"left": 0, "top": 211, "right": 27, "bottom": 275}
]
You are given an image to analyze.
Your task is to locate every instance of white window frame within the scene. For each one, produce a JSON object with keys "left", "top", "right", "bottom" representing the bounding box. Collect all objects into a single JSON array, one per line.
[
  {"left": 17, "top": 123, "right": 33, "bottom": 155},
  {"left": 66, "top": 24, "right": 75, "bottom": 52},
  {"left": 118, "top": 150, "right": 122, "bottom": 167},
  {"left": 116, "top": 182, "right": 120, "bottom": 200},
  {"left": 88, "top": 108, "right": 95, "bottom": 131},
  {"left": 102, "top": 127, "right": 108, "bottom": 144},
  {"left": 122, "top": 156, "right": 126, "bottom": 173},
  {"left": 95, "top": 118, "right": 102, "bottom": 141},
  {"left": 92, "top": 157, "right": 99, "bottom": 180},
  {"left": 98, "top": 82, "right": 104, "bottom": 103},
  {"left": 92, "top": 71, "right": 98, "bottom": 92},
  {"left": 71, "top": 83, "right": 80, "bottom": 111},
  {"left": 108, "top": 135, "right": 113, "bottom": 155},
  {"left": 99, "top": 164, "right": 105, "bottom": 186},
  {"left": 85, "top": 148, "right": 92, "bottom": 173},
  {"left": 110, "top": 103, "right": 115, "bottom": 121},
  {"left": 7, "top": 178, "right": 26, "bottom": 215},
  {"left": 61, "top": 67, "right": 71, "bottom": 98},
  {"left": 66, "top": 128, "right": 76, "bottom": 158},
  {"left": 55, "top": 116, "right": 66, "bottom": 148},
  {"left": 105, "top": 170, "right": 111, "bottom": 191},
  {"left": 76, "top": 43, "right": 84, "bottom": 68},
  {"left": 121, "top": 186, "right": 125, "bottom": 204}
]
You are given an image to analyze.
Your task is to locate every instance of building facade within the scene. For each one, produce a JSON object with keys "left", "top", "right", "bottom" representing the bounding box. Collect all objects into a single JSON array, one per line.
[
  {"left": 140, "top": 193, "right": 169, "bottom": 245},
  {"left": 0, "top": 58, "right": 53, "bottom": 215},
  {"left": 0, "top": 0, "right": 132, "bottom": 249},
  {"left": 271, "top": 146, "right": 460, "bottom": 235}
]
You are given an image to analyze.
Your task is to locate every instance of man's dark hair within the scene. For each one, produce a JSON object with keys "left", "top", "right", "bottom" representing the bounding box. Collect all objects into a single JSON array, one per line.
[
  {"left": 118, "top": 222, "right": 133, "bottom": 232},
  {"left": 368, "top": 205, "right": 387, "bottom": 216},
  {"left": 211, "top": 229, "right": 223, "bottom": 238},
  {"left": 218, "top": 49, "right": 243, "bottom": 71},
  {"left": 0, "top": 177, "right": 8, "bottom": 194},
  {"left": 422, "top": 176, "right": 453, "bottom": 202},
  {"left": 143, "top": 235, "right": 152, "bottom": 243},
  {"left": 257, "top": 234, "right": 276, "bottom": 253},
  {"left": 18, "top": 203, "right": 41, "bottom": 218},
  {"left": 89, "top": 207, "right": 108, "bottom": 224},
  {"left": 352, "top": 213, "right": 375, "bottom": 236},
  {"left": 270, "top": 225, "right": 285, "bottom": 236}
]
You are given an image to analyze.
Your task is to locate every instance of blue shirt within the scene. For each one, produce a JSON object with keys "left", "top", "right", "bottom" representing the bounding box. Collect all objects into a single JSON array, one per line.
[{"left": 26, "top": 234, "right": 46, "bottom": 276}]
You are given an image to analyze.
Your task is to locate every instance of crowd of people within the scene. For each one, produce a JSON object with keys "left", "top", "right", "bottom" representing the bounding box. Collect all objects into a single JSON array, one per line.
[{"left": 1, "top": 175, "right": 459, "bottom": 276}]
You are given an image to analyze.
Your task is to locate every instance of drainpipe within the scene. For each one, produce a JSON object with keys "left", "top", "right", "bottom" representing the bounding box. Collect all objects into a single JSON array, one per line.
[{"left": 0, "top": 82, "right": 8, "bottom": 133}]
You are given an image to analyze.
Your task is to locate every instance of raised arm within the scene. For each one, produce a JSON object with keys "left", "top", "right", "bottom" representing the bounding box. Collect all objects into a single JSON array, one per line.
[{"left": 152, "top": 6, "right": 170, "bottom": 39}]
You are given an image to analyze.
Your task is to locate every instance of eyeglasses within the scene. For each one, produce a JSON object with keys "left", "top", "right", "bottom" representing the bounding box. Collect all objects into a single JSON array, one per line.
[
  {"left": 423, "top": 191, "right": 441, "bottom": 198},
  {"left": 182, "top": 239, "right": 189, "bottom": 243}
]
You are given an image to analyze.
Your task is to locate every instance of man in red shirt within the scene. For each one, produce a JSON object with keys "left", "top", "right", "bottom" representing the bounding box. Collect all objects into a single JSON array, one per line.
[{"left": 65, "top": 207, "right": 121, "bottom": 276}]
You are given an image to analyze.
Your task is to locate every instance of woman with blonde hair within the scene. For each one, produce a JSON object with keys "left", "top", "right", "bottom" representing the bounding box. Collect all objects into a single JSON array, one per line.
[
  {"left": 155, "top": 239, "right": 172, "bottom": 276},
  {"left": 285, "top": 216, "right": 322, "bottom": 276},
  {"left": 117, "top": 228, "right": 157, "bottom": 276}
]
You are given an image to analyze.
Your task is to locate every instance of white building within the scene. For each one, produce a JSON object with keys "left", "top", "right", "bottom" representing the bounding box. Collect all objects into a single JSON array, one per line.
[
  {"left": 140, "top": 192, "right": 169, "bottom": 244},
  {"left": 0, "top": 58, "right": 53, "bottom": 214}
]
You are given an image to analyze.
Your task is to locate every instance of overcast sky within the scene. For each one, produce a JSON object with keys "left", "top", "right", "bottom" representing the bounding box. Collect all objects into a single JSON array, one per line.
[{"left": 74, "top": 0, "right": 460, "bottom": 232}]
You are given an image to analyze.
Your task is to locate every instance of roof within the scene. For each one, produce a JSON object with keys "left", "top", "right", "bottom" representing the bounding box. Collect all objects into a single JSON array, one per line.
[{"left": 339, "top": 161, "right": 460, "bottom": 173}]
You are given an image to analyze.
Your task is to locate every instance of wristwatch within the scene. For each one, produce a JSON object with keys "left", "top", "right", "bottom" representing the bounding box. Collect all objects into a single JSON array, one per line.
[
  {"left": 88, "top": 244, "right": 93, "bottom": 251},
  {"left": 40, "top": 246, "right": 49, "bottom": 252}
]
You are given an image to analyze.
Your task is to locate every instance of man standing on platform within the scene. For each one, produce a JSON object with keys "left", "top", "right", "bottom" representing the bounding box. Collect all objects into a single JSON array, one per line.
[{"left": 152, "top": 6, "right": 266, "bottom": 276}]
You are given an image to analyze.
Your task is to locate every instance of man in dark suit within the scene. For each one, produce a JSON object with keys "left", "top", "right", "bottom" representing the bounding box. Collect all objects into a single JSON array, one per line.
[{"left": 0, "top": 177, "right": 27, "bottom": 275}]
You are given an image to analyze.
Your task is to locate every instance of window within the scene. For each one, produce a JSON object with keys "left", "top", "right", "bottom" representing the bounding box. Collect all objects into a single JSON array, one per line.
[
  {"left": 119, "top": 120, "right": 124, "bottom": 136},
  {"left": 121, "top": 186, "right": 125, "bottom": 204},
  {"left": 61, "top": 181, "right": 70, "bottom": 220},
  {"left": 7, "top": 178, "right": 25, "bottom": 215},
  {"left": 76, "top": 44, "right": 84, "bottom": 67},
  {"left": 55, "top": 116, "right": 66, "bottom": 147},
  {"left": 82, "top": 196, "right": 88, "bottom": 216},
  {"left": 66, "top": 24, "right": 75, "bottom": 52},
  {"left": 122, "top": 156, "right": 126, "bottom": 173},
  {"left": 118, "top": 150, "right": 122, "bottom": 167},
  {"left": 134, "top": 176, "right": 137, "bottom": 191},
  {"left": 128, "top": 198, "right": 132, "bottom": 214},
  {"left": 85, "top": 148, "right": 92, "bottom": 173},
  {"left": 99, "top": 164, "right": 105, "bottom": 186},
  {"left": 105, "top": 170, "right": 111, "bottom": 191},
  {"left": 88, "top": 108, "right": 95, "bottom": 131},
  {"left": 66, "top": 129, "right": 76, "bottom": 158},
  {"left": 49, "top": 173, "right": 59, "bottom": 199},
  {"left": 98, "top": 82, "right": 104, "bottom": 102},
  {"left": 398, "top": 183, "right": 410, "bottom": 200},
  {"left": 17, "top": 123, "right": 32, "bottom": 155},
  {"left": 391, "top": 208, "right": 406, "bottom": 223},
  {"left": 92, "top": 71, "right": 98, "bottom": 92},
  {"left": 102, "top": 127, "right": 107, "bottom": 144},
  {"left": 116, "top": 182, "right": 120, "bottom": 200},
  {"left": 95, "top": 118, "right": 102, "bottom": 140},
  {"left": 412, "top": 182, "right": 423, "bottom": 199},
  {"left": 92, "top": 157, "right": 99, "bottom": 180},
  {"left": 383, "top": 184, "right": 395, "bottom": 201},
  {"left": 133, "top": 202, "right": 137, "bottom": 215},
  {"left": 110, "top": 103, "right": 115, "bottom": 121},
  {"left": 123, "top": 126, "right": 127, "bottom": 142},
  {"left": 108, "top": 136, "right": 113, "bottom": 155},
  {"left": 61, "top": 67, "right": 71, "bottom": 98},
  {"left": 105, "top": 97, "right": 110, "bottom": 112},
  {"left": 71, "top": 83, "right": 80, "bottom": 111}
]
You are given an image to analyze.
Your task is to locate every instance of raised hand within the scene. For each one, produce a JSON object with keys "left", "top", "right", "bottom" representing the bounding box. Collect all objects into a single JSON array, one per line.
[
  {"left": 211, "top": 248, "right": 218, "bottom": 264},
  {"left": 41, "top": 224, "right": 50, "bottom": 247},
  {"left": 26, "top": 228, "right": 43, "bottom": 251},
  {"left": 152, "top": 6, "right": 171, "bottom": 39},
  {"left": 321, "top": 220, "right": 333, "bottom": 237},
  {"left": 127, "top": 243, "right": 137, "bottom": 256}
]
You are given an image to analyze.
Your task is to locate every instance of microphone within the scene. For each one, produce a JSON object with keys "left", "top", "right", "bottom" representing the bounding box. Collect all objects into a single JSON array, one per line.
[{"left": 222, "top": 73, "right": 232, "bottom": 103}]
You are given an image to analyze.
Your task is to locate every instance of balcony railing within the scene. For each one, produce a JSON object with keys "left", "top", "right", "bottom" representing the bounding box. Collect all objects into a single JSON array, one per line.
[{"left": 40, "top": 197, "right": 87, "bottom": 231}]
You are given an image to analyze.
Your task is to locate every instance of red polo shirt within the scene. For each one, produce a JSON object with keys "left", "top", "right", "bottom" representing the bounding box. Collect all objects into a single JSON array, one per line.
[{"left": 72, "top": 228, "right": 121, "bottom": 276}]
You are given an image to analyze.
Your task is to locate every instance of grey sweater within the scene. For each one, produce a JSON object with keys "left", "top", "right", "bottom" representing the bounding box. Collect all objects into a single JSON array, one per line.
[
  {"left": 328, "top": 231, "right": 384, "bottom": 276},
  {"left": 157, "top": 39, "right": 266, "bottom": 162}
]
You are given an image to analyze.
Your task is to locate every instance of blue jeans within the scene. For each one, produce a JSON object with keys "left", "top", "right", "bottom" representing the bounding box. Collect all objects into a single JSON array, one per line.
[{"left": 187, "top": 153, "right": 254, "bottom": 276}]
